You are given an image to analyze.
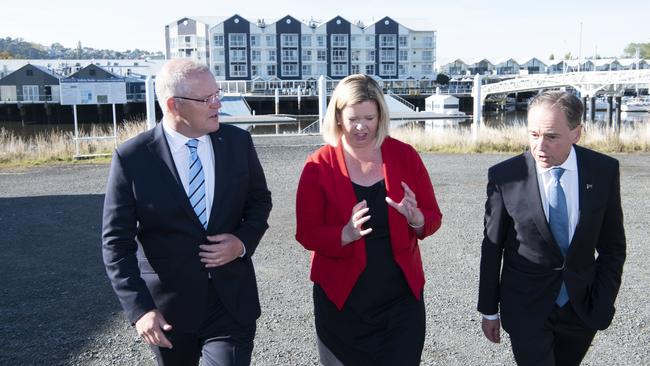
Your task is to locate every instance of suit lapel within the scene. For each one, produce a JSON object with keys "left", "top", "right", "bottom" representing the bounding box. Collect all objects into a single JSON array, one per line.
[
  {"left": 146, "top": 123, "right": 205, "bottom": 230},
  {"left": 206, "top": 132, "right": 226, "bottom": 230},
  {"left": 524, "top": 151, "right": 564, "bottom": 258},
  {"left": 570, "top": 145, "right": 594, "bottom": 250}
]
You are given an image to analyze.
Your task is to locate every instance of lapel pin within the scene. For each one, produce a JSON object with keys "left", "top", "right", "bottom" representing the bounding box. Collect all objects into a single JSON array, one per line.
[{"left": 586, "top": 184, "right": 593, "bottom": 190}]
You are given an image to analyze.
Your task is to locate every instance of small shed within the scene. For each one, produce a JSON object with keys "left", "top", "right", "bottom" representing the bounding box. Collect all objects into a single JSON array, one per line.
[{"left": 425, "top": 94, "right": 461, "bottom": 115}]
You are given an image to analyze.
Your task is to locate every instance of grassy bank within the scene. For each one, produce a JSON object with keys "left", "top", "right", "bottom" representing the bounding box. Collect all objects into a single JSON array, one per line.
[{"left": 1, "top": 120, "right": 649, "bottom": 168}]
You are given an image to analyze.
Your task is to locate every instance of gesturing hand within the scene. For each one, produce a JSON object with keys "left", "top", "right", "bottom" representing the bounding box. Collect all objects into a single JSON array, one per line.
[
  {"left": 341, "top": 200, "right": 373, "bottom": 245},
  {"left": 385, "top": 181, "right": 424, "bottom": 228}
]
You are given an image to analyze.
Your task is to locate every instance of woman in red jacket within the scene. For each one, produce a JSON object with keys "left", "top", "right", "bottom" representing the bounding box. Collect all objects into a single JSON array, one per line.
[{"left": 295, "top": 74, "right": 443, "bottom": 365}]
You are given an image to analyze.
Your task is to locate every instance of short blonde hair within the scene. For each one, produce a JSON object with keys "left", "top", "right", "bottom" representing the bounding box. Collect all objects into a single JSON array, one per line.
[
  {"left": 322, "top": 74, "right": 390, "bottom": 148},
  {"left": 155, "top": 59, "right": 212, "bottom": 114}
]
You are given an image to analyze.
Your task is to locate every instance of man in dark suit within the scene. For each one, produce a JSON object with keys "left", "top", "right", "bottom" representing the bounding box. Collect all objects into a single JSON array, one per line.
[
  {"left": 478, "top": 90, "right": 626, "bottom": 365},
  {"left": 102, "top": 59, "right": 272, "bottom": 366}
]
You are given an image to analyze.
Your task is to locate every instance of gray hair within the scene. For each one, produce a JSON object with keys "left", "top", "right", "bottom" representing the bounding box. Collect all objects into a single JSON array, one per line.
[
  {"left": 322, "top": 74, "right": 390, "bottom": 148},
  {"left": 528, "top": 90, "right": 584, "bottom": 129},
  {"left": 155, "top": 59, "right": 212, "bottom": 113}
]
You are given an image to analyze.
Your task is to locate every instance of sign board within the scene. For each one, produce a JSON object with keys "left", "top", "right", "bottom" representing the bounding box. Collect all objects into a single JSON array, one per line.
[{"left": 60, "top": 80, "right": 127, "bottom": 105}]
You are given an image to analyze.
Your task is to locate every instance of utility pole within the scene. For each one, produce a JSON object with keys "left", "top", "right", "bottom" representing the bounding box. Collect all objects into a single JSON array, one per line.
[{"left": 577, "top": 21, "right": 583, "bottom": 72}]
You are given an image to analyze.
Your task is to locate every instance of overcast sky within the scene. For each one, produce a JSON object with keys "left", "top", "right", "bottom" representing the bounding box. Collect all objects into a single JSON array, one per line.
[{"left": 2, "top": 0, "right": 648, "bottom": 60}]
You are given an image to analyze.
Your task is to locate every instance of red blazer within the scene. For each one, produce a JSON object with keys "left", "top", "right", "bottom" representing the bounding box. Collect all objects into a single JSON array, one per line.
[{"left": 295, "top": 136, "right": 442, "bottom": 309}]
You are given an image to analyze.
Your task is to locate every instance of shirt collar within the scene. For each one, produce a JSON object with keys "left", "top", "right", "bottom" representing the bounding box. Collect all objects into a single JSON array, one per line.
[
  {"left": 536, "top": 145, "right": 578, "bottom": 175},
  {"left": 162, "top": 119, "right": 209, "bottom": 153}
]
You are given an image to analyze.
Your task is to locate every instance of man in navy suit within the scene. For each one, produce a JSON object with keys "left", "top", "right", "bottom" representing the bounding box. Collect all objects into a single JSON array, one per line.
[
  {"left": 478, "top": 91, "right": 626, "bottom": 365},
  {"left": 102, "top": 59, "right": 272, "bottom": 365}
]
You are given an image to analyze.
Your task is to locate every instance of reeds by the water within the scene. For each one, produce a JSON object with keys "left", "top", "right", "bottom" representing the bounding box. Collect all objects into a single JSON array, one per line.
[
  {"left": 391, "top": 122, "right": 650, "bottom": 154},
  {"left": 0, "top": 120, "right": 147, "bottom": 167},
  {"left": 1, "top": 120, "right": 648, "bottom": 168}
]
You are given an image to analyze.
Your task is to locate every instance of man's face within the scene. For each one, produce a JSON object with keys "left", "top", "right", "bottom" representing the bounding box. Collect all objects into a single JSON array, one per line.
[
  {"left": 527, "top": 103, "right": 581, "bottom": 168},
  {"left": 171, "top": 71, "right": 221, "bottom": 138}
]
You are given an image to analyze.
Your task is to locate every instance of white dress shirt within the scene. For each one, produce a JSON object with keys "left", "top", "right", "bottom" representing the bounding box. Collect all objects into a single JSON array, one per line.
[
  {"left": 482, "top": 147, "right": 580, "bottom": 321},
  {"left": 162, "top": 121, "right": 215, "bottom": 221}
]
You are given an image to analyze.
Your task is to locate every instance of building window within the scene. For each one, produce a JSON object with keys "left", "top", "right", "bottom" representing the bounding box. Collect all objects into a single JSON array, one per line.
[
  {"left": 317, "top": 50, "right": 327, "bottom": 62},
  {"left": 266, "top": 35, "right": 276, "bottom": 47},
  {"left": 332, "top": 49, "right": 348, "bottom": 62},
  {"left": 316, "top": 35, "right": 325, "bottom": 47},
  {"left": 22, "top": 85, "right": 39, "bottom": 101},
  {"left": 331, "top": 34, "right": 348, "bottom": 47},
  {"left": 351, "top": 64, "right": 360, "bottom": 74},
  {"left": 229, "top": 49, "right": 246, "bottom": 62},
  {"left": 351, "top": 50, "right": 360, "bottom": 61},
  {"left": 422, "top": 51, "right": 433, "bottom": 61},
  {"left": 366, "top": 50, "right": 375, "bottom": 62},
  {"left": 399, "top": 50, "right": 408, "bottom": 62},
  {"left": 251, "top": 50, "right": 261, "bottom": 62},
  {"left": 302, "top": 49, "right": 312, "bottom": 62},
  {"left": 250, "top": 34, "right": 259, "bottom": 47},
  {"left": 366, "top": 36, "right": 375, "bottom": 47},
  {"left": 282, "top": 49, "right": 298, "bottom": 62},
  {"left": 332, "top": 63, "right": 348, "bottom": 76},
  {"left": 281, "top": 34, "right": 298, "bottom": 47},
  {"left": 282, "top": 63, "right": 298, "bottom": 77},
  {"left": 268, "top": 50, "right": 276, "bottom": 62},
  {"left": 316, "top": 64, "right": 327, "bottom": 76},
  {"left": 398, "top": 64, "right": 406, "bottom": 76},
  {"left": 421, "top": 64, "right": 432, "bottom": 74},
  {"left": 302, "top": 64, "right": 312, "bottom": 76},
  {"left": 229, "top": 34, "right": 246, "bottom": 47},
  {"left": 366, "top": 64, "right": 375, "bottom": 75},
  {"left": 423, "top": 36, "right": 433, "bottom": 47},
  {"left": 213, "top": 65, "right": 222, "bottom": 76},
  {"left": 380, "top": 63, "right": 396, "bottom": 76},
  {"left": 380, "top": 49, "right": 395, "bottom": 62},
  {"left": 379, "top": 34, "right": 396, "bottom": 48},
  {"left": 301, "top": 35, "right": 312, "bottom": 47},
  {"left": 251, "top": 65, "right": 259, "bottom": 76},
  {"left": 213, "top": 35, "right": 224, "bottom": 47},
  {"left": 267, "top": 64, "right": 276, "bottom": 76},
  {"left": 399, "top": 35, "right": 408, "bottom": 47},
  {"left": 230, "top": 64, "right": 247, "bottom": 77}
]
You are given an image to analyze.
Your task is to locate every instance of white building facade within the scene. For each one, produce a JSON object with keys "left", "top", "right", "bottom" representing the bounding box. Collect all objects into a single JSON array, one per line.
[{"left": 165, "top": 14, "right": 437, "bottom": 81}]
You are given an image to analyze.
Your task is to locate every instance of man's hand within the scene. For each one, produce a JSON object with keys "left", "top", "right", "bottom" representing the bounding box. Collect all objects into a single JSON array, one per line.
[
  {"left": 481, "top": 317, "right": 501, "bottom": 343},
  {"left": 200, "top": 233, "right": 245, "bottom": 267},
  {"left": 135, "top": 310, "right": 173, "bottom": 348}
]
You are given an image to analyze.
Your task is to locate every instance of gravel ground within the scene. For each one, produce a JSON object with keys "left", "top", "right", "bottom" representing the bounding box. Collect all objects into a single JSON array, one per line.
[{"left": 1, "top": 134, "right": 648, "bottom": 366}]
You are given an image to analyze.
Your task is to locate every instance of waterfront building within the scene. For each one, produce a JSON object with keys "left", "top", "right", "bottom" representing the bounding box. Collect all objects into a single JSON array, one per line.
[
  {"left": 164, "top": 14, "right": 437, "bottom": 81},
  {"left": 0, "top": 64, "right": 61, "bottom": 102}
]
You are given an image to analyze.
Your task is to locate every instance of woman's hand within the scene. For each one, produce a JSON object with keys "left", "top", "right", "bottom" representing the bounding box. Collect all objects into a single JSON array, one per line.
[
  {"left": 386, "top": 182, "right": 425, "bottom": 229},
  {"left": 341, "top": 200, "right": 373, "bottom": 245}
]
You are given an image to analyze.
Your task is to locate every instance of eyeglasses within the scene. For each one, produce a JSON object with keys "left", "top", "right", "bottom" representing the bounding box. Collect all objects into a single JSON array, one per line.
[{"left": 173, "top": 89, "right": 223, "bottom": 105}]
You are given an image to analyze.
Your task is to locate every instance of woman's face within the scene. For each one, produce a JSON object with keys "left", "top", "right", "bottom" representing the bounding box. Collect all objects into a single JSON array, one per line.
[{"left": 337, "top": 100, "right": 379, "bottom": 150}]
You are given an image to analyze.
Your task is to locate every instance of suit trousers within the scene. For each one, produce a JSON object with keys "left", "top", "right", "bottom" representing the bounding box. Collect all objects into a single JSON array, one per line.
[
  {"left": 150, "top": 280, "right": 256, "bottom": 366},
  {"left": 509, "top": 303, "right": 597, "bottom": 366}
]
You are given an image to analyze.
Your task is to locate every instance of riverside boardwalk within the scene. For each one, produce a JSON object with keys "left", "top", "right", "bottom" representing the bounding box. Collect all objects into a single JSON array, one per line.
[{"left": 1, "top": 134, "right": 648, "bottom": 365}]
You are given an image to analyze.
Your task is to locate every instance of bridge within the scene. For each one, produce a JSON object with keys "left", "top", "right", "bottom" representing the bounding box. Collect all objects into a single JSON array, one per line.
[{"left": 472, "top": 70, "right": 650, "bottom": 124}]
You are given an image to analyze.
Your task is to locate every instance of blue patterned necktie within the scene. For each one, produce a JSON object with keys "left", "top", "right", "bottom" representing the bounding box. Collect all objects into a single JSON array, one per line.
[
  {"left": 186, "top": 139, "right": 207, "bottom": 229},
  {"left": 549, "top": 167, "right": 569, "bottom": 306}
]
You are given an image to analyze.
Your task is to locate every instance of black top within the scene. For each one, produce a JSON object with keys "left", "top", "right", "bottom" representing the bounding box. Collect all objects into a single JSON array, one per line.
[{"left": 314, "top": 180, "right": 423, "bottom": 364}]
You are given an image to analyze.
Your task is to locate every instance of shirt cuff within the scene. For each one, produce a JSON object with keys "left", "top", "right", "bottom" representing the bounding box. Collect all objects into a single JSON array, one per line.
[{"left": 482, "top": 313, "right": 499, "bottom": 320}]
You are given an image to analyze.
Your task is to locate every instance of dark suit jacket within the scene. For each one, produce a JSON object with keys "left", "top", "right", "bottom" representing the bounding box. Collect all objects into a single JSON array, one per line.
[
  {"left": 102, "top": 123, "right": 272, "bottom": 332},
  {"left": 478, "top": 145, "right": 625, "bottom": 335},
  {"left": 295, "top": 137, "right": 442, "bottom": 309}
]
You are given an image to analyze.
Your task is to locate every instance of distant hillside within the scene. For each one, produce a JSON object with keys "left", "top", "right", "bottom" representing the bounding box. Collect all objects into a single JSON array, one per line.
[{"left": 0, "top": 37, "right": 163, "bottom": 60}]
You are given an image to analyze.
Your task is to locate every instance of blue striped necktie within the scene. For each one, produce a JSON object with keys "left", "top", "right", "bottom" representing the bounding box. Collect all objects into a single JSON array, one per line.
[
  {"left": 185, "top": 139, "right": 207, "bottom": 229},
  {"left": 549, "top": 167, "right": 569, "bottom": 306}
]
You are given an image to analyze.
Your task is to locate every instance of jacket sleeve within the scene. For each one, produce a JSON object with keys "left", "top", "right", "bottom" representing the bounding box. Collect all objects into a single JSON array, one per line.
[
  {"left": 233, "top": 133, "right": 273, "bottom": 258},
  {"left": 592, "top": 161, "right": 626, "bottom": 317},
  {"left": 102, "top": 149, "right": 156, "bottom": 325},
  {"left": 410, "top": 148, "right": 442, "bottom": 239},
  {"left": 477, "top": 167, "right": 508, "bottom": 315},
  {"left": 295, "top": 157, "right": 354, "bottom": 258}
]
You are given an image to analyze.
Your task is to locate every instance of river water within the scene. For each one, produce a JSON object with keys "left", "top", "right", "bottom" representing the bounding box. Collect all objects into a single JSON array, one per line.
[{"left": 1, "top": 111, "right": 648, "bottom": 138}]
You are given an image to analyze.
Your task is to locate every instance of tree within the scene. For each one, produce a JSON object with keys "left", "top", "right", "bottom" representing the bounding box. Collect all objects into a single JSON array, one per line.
[
  {"left": 564, "top": 52, "right": 572, "bottom": 60},
  {"left": 435, "top": 73, "right": 450, "bottom": 85},
  {"left": 624, "top": 43, "right": 650, "bottom": 58},
  {"left": 76, "top": 41, "right": 83, "bottom": 59},
  {"left": 548, "top": 53, "right": 555, "bottom": 60}
]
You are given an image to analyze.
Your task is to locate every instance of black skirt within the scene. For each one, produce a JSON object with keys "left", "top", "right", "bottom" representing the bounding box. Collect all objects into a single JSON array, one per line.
[{"left": 314, "top": 180, "right": 425, "bottom": 365}]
